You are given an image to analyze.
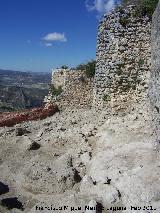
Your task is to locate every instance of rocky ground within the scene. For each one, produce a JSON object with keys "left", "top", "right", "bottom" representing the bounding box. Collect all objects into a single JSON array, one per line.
[{"left": 0, "top": 102, "right": 160, "bottom": 213}]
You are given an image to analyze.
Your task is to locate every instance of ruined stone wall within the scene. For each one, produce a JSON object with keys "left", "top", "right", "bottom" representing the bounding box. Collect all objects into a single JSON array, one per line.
[
  {"left": 45, "top": 5, "right": 152, "bottom": 112},
  {"left": 150, "top": 0, "right": 160, "bottom": 150},
  {"left": 51, "top": 69, "right": 66, "bottom": 88},
  {"left": 93, "top": 5, "right": 151, "bottom": 114},
  {"left": 44, "top": 69, "right": 93, "bottom": 109}
]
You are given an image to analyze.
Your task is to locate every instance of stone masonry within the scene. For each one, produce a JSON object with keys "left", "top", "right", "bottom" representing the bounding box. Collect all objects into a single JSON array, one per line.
[
  {"left": 93, "top": 5, "right": 151, "bottom": 113},
  {"left": 150, "top": 0, "right": 160, "bottom": 150},
  {"left": 44, "top": 69, "right": 93, "bottom": 109},
  {"left": 45, "top": 5, "right": 151, "bottom": 114}
]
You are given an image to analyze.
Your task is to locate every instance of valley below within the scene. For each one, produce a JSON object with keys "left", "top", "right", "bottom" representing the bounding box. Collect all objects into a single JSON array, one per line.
[{"left": 0, "top": 69, "right": 51, "bottom": 112}]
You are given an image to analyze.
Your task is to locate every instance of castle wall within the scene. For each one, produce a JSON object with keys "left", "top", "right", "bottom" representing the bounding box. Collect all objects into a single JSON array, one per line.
[
  {"left": 93, "top": 5, "right": 151, "bottom": 114},
  {"left": 51, "top": 69, "right": 66, "bottom": 89},
  {"left": 45, "top": 69, "right": 93, "bottom": 109},
  {"left": 45, "top": 5, "right": 152, "bottom": 113},
  {"left": 150, "top": 1, "right": 160, "bottom": 150}
]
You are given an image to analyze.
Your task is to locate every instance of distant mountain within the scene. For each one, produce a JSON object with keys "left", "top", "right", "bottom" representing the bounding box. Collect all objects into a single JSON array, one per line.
[{"left": 0, "top": 69, "right": 51, "bottom": 112}]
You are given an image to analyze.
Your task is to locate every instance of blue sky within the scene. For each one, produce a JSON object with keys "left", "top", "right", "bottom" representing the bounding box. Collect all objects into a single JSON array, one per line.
[{"left": 0, "top": 0, "right": 119, "bottom": 72}]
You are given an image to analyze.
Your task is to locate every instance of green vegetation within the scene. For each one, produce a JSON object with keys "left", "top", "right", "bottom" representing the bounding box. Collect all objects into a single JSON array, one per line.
[
  {"left": 103, "top": 94, "right": 111, "bottom": 102},
  {"left": 116, "top": 68, "right": 123, "bottom": 76},
  {"left": 124, "top": 0, "right": 159, "bottom": 19},
  {"left": 116, "top": 64, "right": 125, "bottom": 75},
  {"left": 138, "top": 58, "right": 145, "bottom": 66},
  {"left": 118, "top": 6, "right": 125, "bottom": 14},
  {"left": 85, "top": 60, "right": 96, "bottom": 78},
  {"left": 76, "top": 64, "right": 86, "bottom": 70},
  {"left": 61, "top": 65, "right": 68, "bottom": 69},
  {"left": 0, "top": 84, "right": 48, "bottom": 112},
  {"left": 136, "top": 0, "right": 159, "bottom": 18},
  {"left": 119, "top": 16, "right": 129, "bottom": 27},
  {"left": 0, "top": 102, "right": 16, "bottom": 112},
  {"left": 76, "top": 60, "right": 96, "bottom": 78},
  {"left": 49, "top": 84, "right": 63, "bottom": 96}
]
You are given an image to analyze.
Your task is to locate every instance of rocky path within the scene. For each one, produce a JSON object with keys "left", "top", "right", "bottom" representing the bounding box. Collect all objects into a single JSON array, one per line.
[{"left": 0, "top": 107, "right": 160, "bottom": 213}]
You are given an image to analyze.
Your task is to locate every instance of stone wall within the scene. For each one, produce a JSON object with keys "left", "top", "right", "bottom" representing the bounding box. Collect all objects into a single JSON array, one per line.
[
  {"left": 51, "top": 69, "right": 66, "bottom": 88},
  {"left": 44, "top": 69, "right": 93, "bottom": 109},
  {"left": 93, "top": 5, "right": 151, "bottom": 114},
  {"left": 150, "top": 0, "right": 160, "bottom": 150},
  {"left": 45, "top": 5, "right": 152, "bottom": 113}
]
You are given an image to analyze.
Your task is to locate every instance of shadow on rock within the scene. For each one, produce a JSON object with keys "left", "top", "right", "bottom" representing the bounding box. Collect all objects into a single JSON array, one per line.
[
  {"left": 74, "top": 169, "right": 82, "bottom": 183},
  {"left": 96, "top": 202, "right": 103, "bottom": 213},
  {"left": 0, "top": 182, "right": 9, "bottom": 195},
  {"left": 0, "top": 197, "right": 24, "bottom": 211}
]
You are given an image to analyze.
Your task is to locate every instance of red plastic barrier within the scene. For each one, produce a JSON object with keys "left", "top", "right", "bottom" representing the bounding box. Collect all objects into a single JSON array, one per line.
[{"left": 0, "top": 104, "right": 59, "bottom": 127}]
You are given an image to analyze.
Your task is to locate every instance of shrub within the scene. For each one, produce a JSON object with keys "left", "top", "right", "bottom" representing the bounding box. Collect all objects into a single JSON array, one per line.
[
  {"left": 49, "top": 84, "right": 63, "bottom": 96},
  {"left": 103, "top": 94, "right": 111, "bottom": 102},
  {"left": 61, "top": 65, "right": 68, "bottom": 69},
  {"left": 124, "top": 0, "right": 159, "bottom": 19},
  {"left": 76, "top": 63, "right": 86, "bottom": 70},
  {"left": 118, "top": 7, "right": 125, "bottom": 14},
  {"left": 76, "top": 60, "right": 96, "bottom": 78},
  {"left": 0, "top": 105, "right": 15, "bottom": 112},
  {"left": 85, "top": 60, "right": 96, "bottom": 78},
  {"left": 116, "top": 68, "right": 123, "bottom": 76},
  {"left": 138, "top": 58, "right": 145, "bottom": 66},
  {"left": 119, "top": 17, "right": 129, "bottom": 27}
]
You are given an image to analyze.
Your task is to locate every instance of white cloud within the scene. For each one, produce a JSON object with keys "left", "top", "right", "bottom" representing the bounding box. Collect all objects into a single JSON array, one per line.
[
  {"left": 85, "top": 0, "right": 119, "bottom": 14},
  {"left": 105, "top": 0, "right": 115, "bottom": 12},
  {"left": 45, "top": 43, "right": 53, "bottom": 47},
  {"left": 43, "top": 32, "right": 67, "bottom": 42}
]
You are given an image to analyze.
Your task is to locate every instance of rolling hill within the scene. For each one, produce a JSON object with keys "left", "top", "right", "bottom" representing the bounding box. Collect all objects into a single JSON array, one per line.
[{"left": 0, "top": 69, "right": 51, "bottom": 112}]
